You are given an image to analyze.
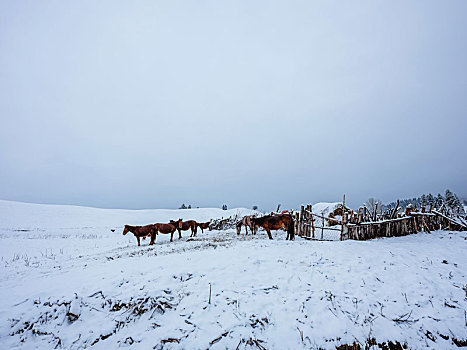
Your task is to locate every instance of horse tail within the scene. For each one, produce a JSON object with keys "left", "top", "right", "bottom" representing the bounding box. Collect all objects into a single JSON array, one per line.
[{"left": 287, "top": 216, "right": 295, "bottom": 240}]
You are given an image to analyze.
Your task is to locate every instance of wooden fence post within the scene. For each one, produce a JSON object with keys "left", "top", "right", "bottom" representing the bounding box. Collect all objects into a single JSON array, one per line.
[
  {"left": 294, "top": 212, "right": 299, "bottom": 236},
  {"left": 321, "top": 214, "right": 324, "bottom": 240},
  {"left": 310, "top": 205, "right": 315, "bottom": 239},
  {"left": 340, "top": 194, "right": 346, "bottom": 241},
  {"left": 306, "top": 204, "right": 312, "bottom": 237},
  {"left": 299, "top": 205, "right": 305, "bottom": 236}
]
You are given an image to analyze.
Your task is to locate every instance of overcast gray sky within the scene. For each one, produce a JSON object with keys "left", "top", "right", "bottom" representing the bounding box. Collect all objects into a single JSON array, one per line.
[{"left": 1, "top": 0, "right": 466, "bottom": 211}]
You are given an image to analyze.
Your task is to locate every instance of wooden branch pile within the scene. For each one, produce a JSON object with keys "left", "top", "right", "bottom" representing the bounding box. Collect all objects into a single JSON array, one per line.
[{"left": 210, "top": 213, "right": 243, "bottom": 231}]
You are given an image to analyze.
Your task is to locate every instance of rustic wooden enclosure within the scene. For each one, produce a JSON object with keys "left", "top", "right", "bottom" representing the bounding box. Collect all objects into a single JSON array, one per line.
[{"left": 296, "top": 197, "right": 467, "bottom": 241}]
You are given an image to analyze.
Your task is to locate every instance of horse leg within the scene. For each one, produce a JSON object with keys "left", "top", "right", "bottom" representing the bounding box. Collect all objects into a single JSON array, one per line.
[
  {"left": 170, "top": 232, "right": 174, "bottom": 242},
  {"left": 178, "top": 229, "right": 182, "bottom": 240},
  {"left": 137, "top": 236, "right": 141, "bottom": 246},
  {"left": 245, "top": 224, "right": 248, "bottom": 235},
  {"left": 266, "top": 228, "right": 273, "bottom": 240},
  {"left": 286, "top": 218, "right": 295, "bottom": 241},
  {"left": 193, "top": 224, "right": 197, "bottom": 236}
]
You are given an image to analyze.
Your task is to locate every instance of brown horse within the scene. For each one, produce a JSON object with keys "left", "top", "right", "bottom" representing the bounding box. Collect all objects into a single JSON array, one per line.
[
  {"left": 251, "top": 214, "right": 294, "bottom": 240},
  {"left": 153, "top": 219, "right": 182, "bottom": 242},
  {"left": 236, "top": 216, "right": 256, "bottom": 235},
  {"left": 122, "top": 224, "right": 157, "bottom": 246},
  {"left": 196, "top": 221, "right": 212, "bottom": 233},
  {"left": 171, "top": 219, "right": 197, "bottom": 237}
]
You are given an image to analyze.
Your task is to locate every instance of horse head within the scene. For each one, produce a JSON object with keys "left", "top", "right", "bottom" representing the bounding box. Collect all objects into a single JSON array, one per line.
[
  {"left": 236, "top": 221, "right": 242, "bottom": 235},
  {"left": 122, "top": 225, "right": 130, "bottom": 235},
  {"left": 170, "top": 219, "right": 183, "bottom": 229}
]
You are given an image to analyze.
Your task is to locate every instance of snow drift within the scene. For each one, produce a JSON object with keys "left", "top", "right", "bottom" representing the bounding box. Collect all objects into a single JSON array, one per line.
[{"left": 0, "top": 200, "right": 466, "bottom": 349}]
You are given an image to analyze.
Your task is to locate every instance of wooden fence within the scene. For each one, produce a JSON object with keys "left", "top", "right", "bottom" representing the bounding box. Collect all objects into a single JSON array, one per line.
[
  {"left": 296, "top": 197, "right": 466, "bottom": 241},
  {"left": 345, "top": 213, "right": 435, "bottom": 240}
]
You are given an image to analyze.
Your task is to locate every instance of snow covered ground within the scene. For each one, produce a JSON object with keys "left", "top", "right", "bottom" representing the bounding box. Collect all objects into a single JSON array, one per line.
[{"left": 0, "top": 200, "right": 466, "bottom": 349}]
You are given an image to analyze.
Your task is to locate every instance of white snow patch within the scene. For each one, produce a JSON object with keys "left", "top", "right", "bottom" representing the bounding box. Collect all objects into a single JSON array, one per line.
[
  {"left": 0, "top": 200, "right": 466, "bottom": 349},
  {"left": 310, "top": 202, "right": 343, "bottom": 217}
]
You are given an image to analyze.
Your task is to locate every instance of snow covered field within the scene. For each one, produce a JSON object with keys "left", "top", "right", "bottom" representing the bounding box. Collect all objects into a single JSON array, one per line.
[{"left": 0, "top": 200, "right": 466, "bottom": 349}]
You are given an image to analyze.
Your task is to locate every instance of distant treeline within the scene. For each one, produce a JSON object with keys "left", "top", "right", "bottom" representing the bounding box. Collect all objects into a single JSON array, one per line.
[
  {"left": 385, "top": 189, "right": 465, "bottom": 215},
  {"left": 179, "top": 204, "right": 229, "bottom": 210}
]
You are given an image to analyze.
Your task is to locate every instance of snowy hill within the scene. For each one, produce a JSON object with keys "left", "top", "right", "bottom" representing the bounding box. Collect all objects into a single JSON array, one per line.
[
  {"left": 0, "top": 199, "right": 257, "bottom": 229},
  {"left": 311, "top": 202, "right": 343, "bottom": 216},
  {"left": 0, "top": 200, "right": 466, "bottom": 349}
]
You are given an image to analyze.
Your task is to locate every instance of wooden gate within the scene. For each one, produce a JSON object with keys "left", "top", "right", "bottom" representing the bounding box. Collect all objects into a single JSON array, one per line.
[{"left": 295, "top": 196, "right": 347, "bottom": 241}]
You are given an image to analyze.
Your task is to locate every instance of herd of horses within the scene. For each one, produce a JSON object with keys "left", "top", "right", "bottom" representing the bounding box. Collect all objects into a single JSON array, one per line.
[
  {"left": 123, "top": 213, "right": 294, "bottom": 246},
  {"left": 122, "top": 219, "right": 209, "bottom": 246}
]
